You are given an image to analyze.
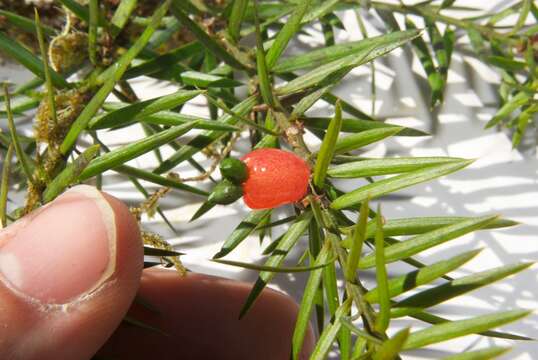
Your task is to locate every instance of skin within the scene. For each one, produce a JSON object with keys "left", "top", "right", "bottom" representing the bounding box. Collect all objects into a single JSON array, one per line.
[{"left": 0, "top": 186, "right": 314, "bottom": 360}]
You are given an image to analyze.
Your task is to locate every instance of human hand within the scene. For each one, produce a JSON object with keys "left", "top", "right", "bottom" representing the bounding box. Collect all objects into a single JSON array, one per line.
[{"left": 0, "top": 185, "right": 314, "bottom": 360}]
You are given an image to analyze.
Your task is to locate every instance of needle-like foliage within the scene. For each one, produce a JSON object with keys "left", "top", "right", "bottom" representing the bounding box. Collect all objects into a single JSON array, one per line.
[{"left": 0, "top": 0, "right": 534, "bottom": 358}]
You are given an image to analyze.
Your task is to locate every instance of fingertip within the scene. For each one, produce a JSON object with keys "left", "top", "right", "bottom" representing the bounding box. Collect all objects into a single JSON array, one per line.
[
  {"left": 100, "top": 190, "right": 144, "bottom": 283},
  {"left": 0, "top": 186, "right": 144, "bottom": 360}
]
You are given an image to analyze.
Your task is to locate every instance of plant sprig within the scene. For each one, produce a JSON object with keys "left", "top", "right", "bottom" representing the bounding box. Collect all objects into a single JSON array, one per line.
[{"left": 0, "top": 0, "right": 533, "bottom": 358}]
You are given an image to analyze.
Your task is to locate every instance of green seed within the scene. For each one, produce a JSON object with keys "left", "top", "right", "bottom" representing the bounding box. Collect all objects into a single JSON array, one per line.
[
  {"left": 208, "top": 179, "right": 243, "bottom": 205},
  {"left": 220, "top": 157, "right": 248, "bottom": 184}
]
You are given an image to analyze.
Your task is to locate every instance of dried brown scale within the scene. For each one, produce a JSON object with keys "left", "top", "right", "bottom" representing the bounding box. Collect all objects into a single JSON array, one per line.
[
  {"left": 141, "top": 187, "right": 171, "bottom": 218},
  {"left": 35, "top": 88, "right": 93, "bottom": 146},
  {"left": 42, "top": 146, "right": 63, "bottom": 176},
  {"left": 141, "top": 231, "right": 186, "bottom": 276},
  {"left": 24, "top": 179, "right": 44, "bottom": 214},
  {"left": 48, "top": 32, "right": 88, "bottom": 73},
  {"left": 515, "top": 34, "right": 538, "bottom": 60}
]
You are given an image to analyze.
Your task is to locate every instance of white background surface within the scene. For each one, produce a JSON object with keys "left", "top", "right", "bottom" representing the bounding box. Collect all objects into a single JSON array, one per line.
[{"left": 1, "top": 1, "right": 537, "bottom": 358}]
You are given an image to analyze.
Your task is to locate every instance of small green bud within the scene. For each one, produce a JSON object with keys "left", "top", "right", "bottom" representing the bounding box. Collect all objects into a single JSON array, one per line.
[
  {"left": 208, "top": 179, "right": 243, "bottom": 205},
  {"left": 220, "top": 158, "right": 248, "bottom": 184}
]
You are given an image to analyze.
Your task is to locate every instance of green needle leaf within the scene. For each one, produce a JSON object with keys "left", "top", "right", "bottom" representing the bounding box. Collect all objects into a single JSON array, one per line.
[
  {"left": 313, "top": 100, "right": 342, "bottom": 188},
  {"left": 110, "top": 0, "right": 138, "bottom": 38},
  {"left": 34, "top": 9, "right": 58, "bottom": 126},
  {"left": 61, "top": 0, "right": 172, "bottom": 155},
  {"left": 426, "top": 19, "right": 450, "bottom": 102},
  {"left": 0, "top": 32, "right": 69, "bottom": 89},
  {"left": 144, "top": 112, "right": 239, "bottom": 131},
  {"left": 510, "top": 0, "right": 531, "bottom": 35},
  {"left": 275, "top": 42, "right": 377, "bottom": 96},
  {"left": 228, "top": 0, "right": 249, "bottom": 42},
  {"left": 441, "top": 347, "right": 511, "bottom": 360},
  {"left": 374, "top": 205, "right": 390, "bottom": 333},
  {"left": 301, "top": 0, "right": 339, "bottom": 24},
  {"left": 123, "top": 41, "right": 202, "bottom": 79},
  {"left": 331, "top": 160, "right": 474, "bottom": 210},
  {"left": 303, "top": 116, "right": 428, "bottom": 136},
  {"left": 365, "top": 249, "right": 482, "bottom": 303},
  {"left": 239, "top": 211, "right": 313, "bottom": 318},
  {"left": 180, "top": 71, "right": 243, "bottom": 88},
  {"left": 340, "top": 216, "right": 517, "bottom": 241},
  {"left": 391, "top": 262, "right": 533, "bottom": 318},
  {"left": 89, "top": 90, "right": 204, "bottom": 130},
  {"left": 344, "top": 198, "right": 369, "bottom": 282},
  {"left": 273, "top": 29, "right": 420, "bottom": 74},
  {"left": 333, "top": 127, "right": 402, "bottom": 154},
  {"left": 340, "top": 318, "right": 383, "bottom": 344},
  {"left": 114, "top": 165, "right": 208, "bottom": 197},
  {"left": 485, "top": 91, "right": 531, "bottom": 129},
  {"left": 291, "top": 86, "right": 332, "bottom": 119},
  {"left": 292, "top": 241, "right": 332, "bottom": 360},
  {"left": 359, "top": 215, "right": 498, "bottom": 268},
  {"left": 406, "top": 18, "right": 444, "bottom": 107},
  {"left": 0, "top": 96, "right": 41, "bottom": 117},
  {"left": 170, "top": 0, "right": 250, "bottom": 70},
  {"left": 214, "top": 210, "right": 272, "bottom": 258},
  {"left": 190, "top": 200, "right": 216, "bottom": 221},
  {"left": 412, "top": 311, "right": 534, "bottom": 341},
  {"left": 88, "top": 0, "right": 99, "bottom": 65},
  {"left": 372, "top": 327, "right": 410, "bottom": 360},
  {"left": 212, "top": 257, "right": 333, "bottom": 272},
  {"left": 144, "top": 247, "right": 184, "bottom": 257},
  {"left": 43, "top": 145, "right": 101, "bottom": 203},
  {"left": 254, "top": 1, "right": 274, "bottom": 107},
  {"left": 99, "top": 103, "right": 238, "bottom": 131},
  {"left": 265, "top": 0, "right": 312, "bottom": 69},
  {"left": 0, "top": 145, "right": 14, "bottom": 227},
  {"left": 0, "top": 9, "right": 55, "bottom": 35},
  {"left": 3, "top": 85, "right": 35, "bottom": 184},
  {"left": 403, "top": 310, "right": 531, "bottom": 349},
  {"left": 328, "top": 157, "right": 464, "bottom": 178},
  {"left": 80, "top": 121, "right": 196, "bottom": 180},
  {"left": 154, "top": 95, "right": 257, "bottom": 174},
  {"left": 59, "top": 0, "right": 92, "bottom": 23},
  {"left": 310, "top": 298, "right": 352, "bottom": 360}
]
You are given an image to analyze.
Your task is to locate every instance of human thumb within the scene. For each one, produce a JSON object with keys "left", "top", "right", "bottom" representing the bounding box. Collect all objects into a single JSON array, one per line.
[{"left": 0, "top": 185, "right": 143, "bottom": 360}]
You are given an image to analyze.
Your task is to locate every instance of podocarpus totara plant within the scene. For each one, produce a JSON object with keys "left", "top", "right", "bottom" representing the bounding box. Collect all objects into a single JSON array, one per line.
[{"left": 0, "top": 0, "right": 534, "bottom": 359}]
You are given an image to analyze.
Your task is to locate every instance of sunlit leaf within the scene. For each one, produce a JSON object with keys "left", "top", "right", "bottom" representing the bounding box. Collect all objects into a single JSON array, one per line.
[
  {"left": 273, "top": 30, "right": 420, "bottom": 74},
  {"left": 310, "top": 298, "right": 352, "bottom": 360},
  {"left": 359, "top": 215, "right": 497, "bottom": 268},
  {"left": 266, "top": 0, "right": 312, "bottom": 69},
  {"left": 441, "top": 347, "right": 510, "bottom": 360},
  {"left": 80, "top": 121, "right": 196, "bottom": 179},
  {"left": 331, "top": 160, "right": 473, "bottom": 210},
  {"left": 313, "top": 101, "right": 342, "bottom": 188},
  {"left": 214, "top": 209, "right": 272, "bottom": 258},
  {"left": 365, "top": 249, "right": 482, "bottom": 303},
  {"left": 372, "top": 328, "right": 410, "bottom": 360},
  {"left": 239, "top": 211, "right": 313, "bottom": 318},
  {"left": 403, "top": 310, "right": 530, "bottom": 349},
  {"left": 0, "top": 32, "right": 69, "bottom": 89},
  {"left": 43, "top": 145, "right": 100, "bottom": 203},
  {"left": 89, "top": 90, "right": 204, "bottom": 130},
  {"left": 391, "top": 262, "right": 532, "bottom": 318}
]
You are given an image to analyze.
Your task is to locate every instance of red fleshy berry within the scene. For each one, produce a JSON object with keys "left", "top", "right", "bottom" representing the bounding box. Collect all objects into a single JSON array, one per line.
[{"left": 241, "top": 148, "right": 310, "bottom": 209}]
